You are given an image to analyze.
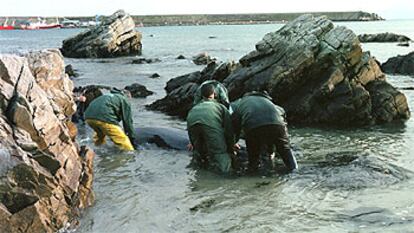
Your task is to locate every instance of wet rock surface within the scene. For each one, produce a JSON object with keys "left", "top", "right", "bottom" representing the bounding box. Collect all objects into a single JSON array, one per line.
[
  {"left": 131, "top": 58, "right": 161, "bottom": 64},
  {"left": 381, "top": 51, "right": 414, "bottom": 76},
  {"left": 358, "top": 33, "right": 411, "bottom": 43},
  {"left": 124, "top": 83, "right": 154, "bottom": 97},
  {"left": 61, "top": 10, "right": 142, "bottom": 58},
  {"left": 65, "top": 64, "right": 80, "bottom": 78},
  {"left": 0, "top": 50, "right": 94, "bottom": 232},
  {"left": 147, "top": 61, "right": 237, "bottom": 118},
  {"left": 192, "top": 52, "right": 216, "bottom": 65}
]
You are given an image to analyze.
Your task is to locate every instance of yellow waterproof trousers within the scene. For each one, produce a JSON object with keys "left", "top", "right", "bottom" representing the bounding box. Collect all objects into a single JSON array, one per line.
[{"left": 86, "top": 119, "right": 134, "bottom": 151}]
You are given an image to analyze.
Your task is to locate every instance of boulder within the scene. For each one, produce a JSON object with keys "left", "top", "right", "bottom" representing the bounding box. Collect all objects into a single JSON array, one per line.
[
  {"left": 0, "top": 50, "right": 94, "bottom": 232},
  {"left": 147, "top": 61, "right": 237, "bottom": 118},
  {"left": 124, "top": 83, "right": 154, "bottom": 98},
  {"left": 176, "top": 55, "right": 186, "bottom": 59},
  {"left": 61, "top": 10, "right": 142, "bottom": 58},
  {"left": 381, "top": 51, "right": 414, "bottom": 76},
  {"left": 149, "top": 73, "right": 161, "bottom": 78},
  {"left": 192, "top": 52, "right": 216, "bottom": 65},
  {"left": 358, "top": 33, "right": 411, "bottom": 43},
  {"left": 223, "top": 14, "right": 409, "bottom": 125}
]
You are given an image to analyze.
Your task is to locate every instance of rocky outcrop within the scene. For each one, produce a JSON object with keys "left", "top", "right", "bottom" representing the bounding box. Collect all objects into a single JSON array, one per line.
[
  {"left": 61, "top": 10, "right": 142, "bottom": 58},
  {"left": 150, "top": 15, "right": 410, "bottom": 126},
  {"left": 131, "top": 58, "right": 161, "bottom": 64},
  {"left": 358, "top": 33, "right": 411, "bottom": 43},
  {"left": 147, "top": 61, "right": 237, "bottom": 118},
  {"left": 192, "top": 52, "right": 216, "bottom": 65},
  {"left": 223, "top": 14, "right": 409, "bottom": 125},
  {"left": 124, "top": 83, "right": 154, "bottom": 97},
  {"left": 381, "top": 51, "right": 414, "bottom": 76},
  {"left": 65, "top": 64, "right": 80, "bottom": 78},
  {"left": 0, "top": 49, "right": 94, "bottom": 232}
]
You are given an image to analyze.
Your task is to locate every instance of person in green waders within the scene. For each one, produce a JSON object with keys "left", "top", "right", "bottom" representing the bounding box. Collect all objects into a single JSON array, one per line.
[
  {"left": 84, "top": 88, "right": 137, "bottom": 151},
  {"left": 231, "top": 91, "right": 298, "bottom": 173},
  {"left": 187, "top": 83, "right": 236, "bottom": 174}
]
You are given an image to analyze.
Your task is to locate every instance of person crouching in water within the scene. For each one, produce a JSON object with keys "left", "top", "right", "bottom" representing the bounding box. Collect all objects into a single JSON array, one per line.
[
  {"left": 187, "top": 83, "right": 235, "bottom": 174},
  {"left": 84, "top": 88, "right": 136, "bottom": 151},
  {"left": 231, "top": 91, "right": 298, "bottom": 173}
]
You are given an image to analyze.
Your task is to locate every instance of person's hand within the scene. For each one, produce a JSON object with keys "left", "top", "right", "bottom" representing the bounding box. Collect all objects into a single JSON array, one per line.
[
  {"left": 187, "top": 143, "right": 194, "bottom": 151},
  {"left": 77, "top": 95, "right": 86, "bottom": 102},
  {"left": 233, "top": 143, "right": 241, "bottom": 151}
]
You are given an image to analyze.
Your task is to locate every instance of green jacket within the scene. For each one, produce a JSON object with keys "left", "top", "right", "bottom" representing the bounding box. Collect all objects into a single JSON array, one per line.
[
  {"left": 193, "top": 80, "right": 230, "bottom": 108},
  {"left": 84, "top": 91, "right": 136, "bottom": 140},
  {"left": 187, "top": 99, "right": 234, "bottom": 154},
  {"left": 231, "top": 92, "right": 287, "bottom": 141}
]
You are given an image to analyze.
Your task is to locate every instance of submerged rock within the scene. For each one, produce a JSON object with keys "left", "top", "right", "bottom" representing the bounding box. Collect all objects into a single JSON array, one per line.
[
  {"left": 176, "top": 54, "right": 186, "bottom": 59},
  {"left": 124, "top": 83, "right": 154, "bottom": 98},
  {"left": 149, "top": 73, "right": 161, "bottom": 78},
  {"left": 131, "top": 58, "right": 161, "bottom": 64},
  {"left": 397, "top": 41, "right": 410, "bottom": 47},
  {"left": 192, "top": 52, "right": 216, "bottom": 65},
  {"left": 0, "top": 50, "right": 94, "bottom": 232},
  {"left": 61, "top": 10, "right": 142, "bottom": 58},
  {"left": 381, "top": 51, "right": 414, "bottom": 76},
  {"left": 223, "top": 14, "right": 409, "bottom": 126},
  {"left": 358, "top": 33, "right": 411, "bottom": 43}
]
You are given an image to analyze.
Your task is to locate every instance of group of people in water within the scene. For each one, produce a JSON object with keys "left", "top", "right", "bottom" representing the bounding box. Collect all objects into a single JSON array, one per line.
[{"left": 80, "top": 80, "right": 298, "bottom": 175}]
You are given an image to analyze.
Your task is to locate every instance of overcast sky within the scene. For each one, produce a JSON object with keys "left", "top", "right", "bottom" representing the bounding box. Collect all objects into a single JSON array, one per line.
[{"left": 1, "top": 0, "right": 413, "bottom": 19}]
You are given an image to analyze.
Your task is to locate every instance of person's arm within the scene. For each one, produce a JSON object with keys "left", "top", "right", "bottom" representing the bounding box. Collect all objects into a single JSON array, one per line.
[
  {"left": 120, "top": 97, "right": 136, "bottom": 142},
  {"left": 221, "top": 106, "right": 235, "bottom": 153}
]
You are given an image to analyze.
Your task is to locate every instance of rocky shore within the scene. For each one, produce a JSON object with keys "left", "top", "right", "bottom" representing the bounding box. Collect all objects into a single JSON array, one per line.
[
  {"left": 0, "top": 49, "right": 94, "bottom": 232},
  {"left": 148, "top": 14, "right": 410, "bottom": 126}
]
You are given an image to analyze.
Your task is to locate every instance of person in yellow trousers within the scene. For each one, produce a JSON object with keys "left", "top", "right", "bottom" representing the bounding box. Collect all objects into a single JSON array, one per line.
[{"left": 84, "top": 88, "right": 136, "bottom": 151}]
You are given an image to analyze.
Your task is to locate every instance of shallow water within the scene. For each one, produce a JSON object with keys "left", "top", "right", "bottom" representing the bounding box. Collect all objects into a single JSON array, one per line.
[{"left": 1, "top": 20, "right": 414, "bottom": 232}]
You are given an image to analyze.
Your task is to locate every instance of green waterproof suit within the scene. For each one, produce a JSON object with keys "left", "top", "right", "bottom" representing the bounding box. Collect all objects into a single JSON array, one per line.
[
  {"left": 84, "top": 90, "right": 136, "bottom": 141},
  {"left": 187, "top": 99, "right": 234, "bottom": 173}
]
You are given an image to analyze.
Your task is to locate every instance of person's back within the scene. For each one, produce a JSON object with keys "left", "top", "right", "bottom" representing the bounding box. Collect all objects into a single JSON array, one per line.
[
  {"left": 84, "top": 89, "right": 136, "bottom": 151},
  {"left": 233, "top": 94, "right": 286, "bottom": 133},
  {"left": 231, "top": 91, "right": 297, "bottom": 173},
  {"left": 187, "top": 84, "right": 234, "bottom": 173}
]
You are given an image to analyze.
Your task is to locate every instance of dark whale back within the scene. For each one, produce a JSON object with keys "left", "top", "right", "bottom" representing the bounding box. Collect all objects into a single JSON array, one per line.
[{"left": 135, "top": 127, "right": 189, "bottom": 150}]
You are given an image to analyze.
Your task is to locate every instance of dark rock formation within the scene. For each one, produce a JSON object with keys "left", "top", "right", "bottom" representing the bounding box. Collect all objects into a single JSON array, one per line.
[
  {"left": 124, "top": 83, "right": 154, "bottom": 97},
  {"left": 192, "top": 52, "right": 216, "bottom": 65},
  {"left": 381, "top": 51, "right": 414, "bottom": 76},
  {"left": 397, "top": 41, "right": 410, "bottom": 47},
  {"left": 150, "top": 14, "right": 410, "bottom": 126},
  {"left": 223, "top": 14, "right": 409, "bottom": 126},
  {"left": 176, "top": 55, "right": 186, "bottom": 59},
  {"left": 147, "top": 61, "right": 237, "bottom": 118},
  {"left": 358, "top": 33, "right": 411, "bottom": 43},
  {"left": 61, "top": 10, "right": 142, "bottom": 58},
  {"left": 0, "top": 49, "right": 94, "bottom": 232},
  {"left": 131, "top": 58, "right": 161, "bottom": 64},
  {"left": 65, "top": 64, "right": 80, "bottom": 78},
  {"left": 149, "top": 73, "right": 161, "bottom": 78}
]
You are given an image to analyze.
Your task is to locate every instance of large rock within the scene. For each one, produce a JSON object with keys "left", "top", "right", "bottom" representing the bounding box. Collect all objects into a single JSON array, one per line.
[
  {"left": 0, "top": 50, "right": 94, "bottom": 232},
  {"left": 358, "top": 33, "right": 411, "bottom": 43},
  {"left": 61, "top": 10, "right": 142, "bottom": 58},
  {"left": 150, "top": 15, "right": 410, "bottom": 126},
  {"left": 147, "top": 61, "right": 237, "bottom": 118},
  {"left": 223, "top": 14, "right": 409, "bottom": 125},
  {"left": 381, "top": 51, "right": 414, "bottom": 76}
]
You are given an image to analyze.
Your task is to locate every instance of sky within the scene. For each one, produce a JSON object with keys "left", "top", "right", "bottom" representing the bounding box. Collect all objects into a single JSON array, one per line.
[{"left": 1, "top": 0, "right": 413, "bottom": 19}]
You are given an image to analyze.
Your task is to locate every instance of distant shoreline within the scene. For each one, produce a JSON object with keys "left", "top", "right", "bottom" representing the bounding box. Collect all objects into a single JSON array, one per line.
[{"left": 2, "top": 11, "right": 383, "bottom": 27}]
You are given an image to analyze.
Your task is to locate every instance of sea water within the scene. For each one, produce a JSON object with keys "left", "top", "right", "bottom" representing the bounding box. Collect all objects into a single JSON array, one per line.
[{"left": 1, "top": 20, "right": 414, "bottom": 232}]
